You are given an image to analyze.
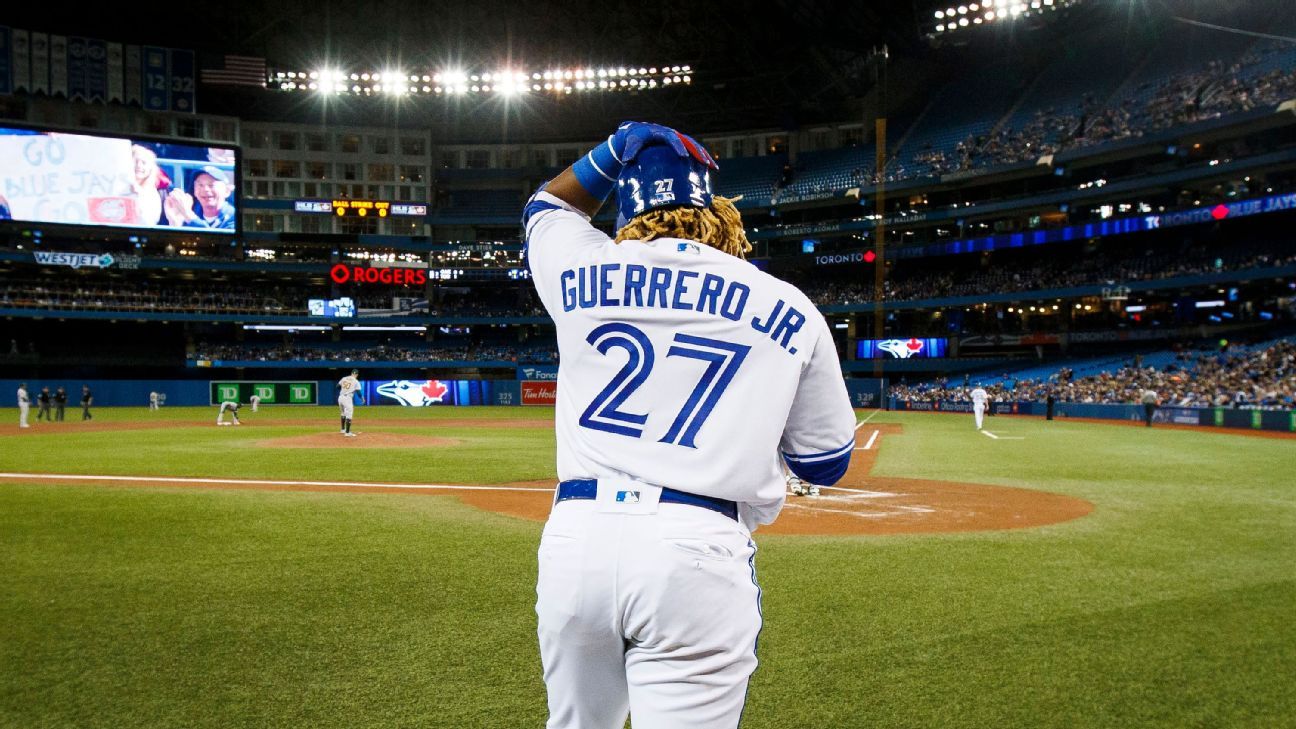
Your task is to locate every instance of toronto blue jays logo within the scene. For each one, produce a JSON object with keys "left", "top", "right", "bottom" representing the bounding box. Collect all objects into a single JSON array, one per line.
[
  {"left": 877, "top": 338, "right": 926, "bottom": 359},
  {"left": 376, "top": 380, "right": 450, "bottom": 407}
]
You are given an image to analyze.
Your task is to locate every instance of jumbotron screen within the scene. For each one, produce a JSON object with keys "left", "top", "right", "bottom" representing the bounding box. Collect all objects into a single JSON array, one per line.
[
  {"left": 856, "top": 337, "right": 949, "bottom": 359},
  {"left": 0, "top": 124, "right": 238, "bottom": 234}
]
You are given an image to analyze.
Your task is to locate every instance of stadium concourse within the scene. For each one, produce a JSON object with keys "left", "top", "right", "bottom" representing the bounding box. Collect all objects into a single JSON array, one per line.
[{"left": 2, "top": 0, "right": 1296, "bottom": 727}]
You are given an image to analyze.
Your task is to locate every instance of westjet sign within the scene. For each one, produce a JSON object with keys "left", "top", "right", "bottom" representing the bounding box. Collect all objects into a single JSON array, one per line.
[{"left": 33, "top": 251, "right": 115, "bottom": 269}]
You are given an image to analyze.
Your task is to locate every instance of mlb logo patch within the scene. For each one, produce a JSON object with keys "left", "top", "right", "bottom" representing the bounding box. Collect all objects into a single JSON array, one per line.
[
  {"left": 616, "top": 490, "right": 641, "bottom": 504},
  {"left": 677, "top": 242, "right": 701, "bottom": 255}
]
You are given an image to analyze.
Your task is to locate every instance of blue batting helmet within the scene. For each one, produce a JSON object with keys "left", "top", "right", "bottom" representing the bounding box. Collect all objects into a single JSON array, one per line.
[{"left": 615, "top": 131, "right": 719, "bottom": 230}]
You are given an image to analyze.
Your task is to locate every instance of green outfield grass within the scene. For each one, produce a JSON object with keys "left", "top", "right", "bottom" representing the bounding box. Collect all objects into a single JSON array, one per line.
[{"left": 1, "top": 407, "right": 1294, "bottom": 728}]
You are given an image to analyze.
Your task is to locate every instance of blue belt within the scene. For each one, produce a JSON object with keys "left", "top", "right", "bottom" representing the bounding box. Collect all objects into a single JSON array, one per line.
[{"left": 556, "top": 479, "right": 738, "bottom": 521}]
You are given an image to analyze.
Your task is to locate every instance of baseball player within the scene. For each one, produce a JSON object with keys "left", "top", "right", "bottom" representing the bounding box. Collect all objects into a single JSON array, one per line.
[
  {"left": 524, "top": 122, "right": 855, "bottom": 728},
  {"left": 17, "top": 382, "right": 30, "bottom": 428},
  {"left": 216, "top": 400, "right": 241, "bottom": 425},
  {"left": 971, "top": 385, "right": 988, "bottom": 429},
  {"left": 250, "top": 394, "right": 261, "bottom": 412},
  {"left": 149, "top": 391, "right": 159, "bottom": 411},
  {"left": 337, "top": 369, "right": 360, "bottom": 437}
]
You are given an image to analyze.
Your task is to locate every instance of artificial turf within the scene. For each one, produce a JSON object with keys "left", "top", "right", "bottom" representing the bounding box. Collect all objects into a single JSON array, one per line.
[{"left": 0, "top": 407, "right": 1293, "bottom": 728}]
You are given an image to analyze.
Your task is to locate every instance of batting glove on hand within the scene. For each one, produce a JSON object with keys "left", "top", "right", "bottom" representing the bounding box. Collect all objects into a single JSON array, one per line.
[{"left": 615, "top": 121, "right": 719, "bottom": 169}]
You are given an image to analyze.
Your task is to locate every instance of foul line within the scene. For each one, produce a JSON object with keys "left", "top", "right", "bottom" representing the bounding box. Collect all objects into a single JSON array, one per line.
[
  {"left": 857, "top": 429, "right": 881, "bottom": 450},
  {"left": 818, "top": 485, "right": 898, "bottom": 496},
  {"left": 855, "top": 410, "right": 881, "bottom": 428},
  {"left": 980, "top": 431, "right": 1025, "bottom": 441},
  {"left": 0, "top": 472, "right": 554, "bottom": 493}
]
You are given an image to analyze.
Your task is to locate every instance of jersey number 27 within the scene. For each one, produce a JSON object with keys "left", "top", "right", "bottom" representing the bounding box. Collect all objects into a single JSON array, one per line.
[{"left": 579, "top": 322, "right": 750, "bottom": 449}]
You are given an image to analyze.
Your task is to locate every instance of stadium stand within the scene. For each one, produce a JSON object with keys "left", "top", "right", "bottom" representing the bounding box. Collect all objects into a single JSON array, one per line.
[{"left": 891, "top": 337, "right": 1296, "bottom": 410}]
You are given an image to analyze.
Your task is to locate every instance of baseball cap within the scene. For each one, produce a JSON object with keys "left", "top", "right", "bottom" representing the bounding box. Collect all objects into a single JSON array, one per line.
[
  {"left": 615, "top": 136, "right": 717, "bottom": 230},
  {"left": 196, "top": 165, "right": 231, "bottom": 184}
]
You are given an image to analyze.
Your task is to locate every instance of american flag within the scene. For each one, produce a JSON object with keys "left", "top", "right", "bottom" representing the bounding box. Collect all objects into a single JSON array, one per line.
[{"left": 200, "top": 55, "right": 267, "bottom": 87}]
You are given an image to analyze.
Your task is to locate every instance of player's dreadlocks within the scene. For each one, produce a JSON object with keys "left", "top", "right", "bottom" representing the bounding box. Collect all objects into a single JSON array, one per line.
[{"left": 614, "top": 195, "right": 752, "bottom": 259}]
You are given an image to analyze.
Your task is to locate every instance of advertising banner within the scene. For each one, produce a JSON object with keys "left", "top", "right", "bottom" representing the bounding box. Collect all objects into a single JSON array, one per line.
[
  {"left": 209, "top": 381, "right": 316, "bottom": 405},
  {"left": 33, "top": 251, "right": 116, "bottom": 269},
  {"left": 517, "top": 365, "right": 559, "bottom": 381},
  {"left": 362, "top": 379, "right": 495, "bottom": 406},
  {"left": 522, "top": 381, "right": 557, "bottom": 406},
  {"left": 1151, "top": 407, "right": 1201, "bottom": 425}
]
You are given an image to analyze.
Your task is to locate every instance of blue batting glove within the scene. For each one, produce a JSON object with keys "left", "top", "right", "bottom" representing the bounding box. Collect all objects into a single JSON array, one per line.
[
  {"left": 573, "top": 121, "right": 709, "bottom": 201},
  {"left": 615, "top": 121, "right": 686, "bottom": 163}
]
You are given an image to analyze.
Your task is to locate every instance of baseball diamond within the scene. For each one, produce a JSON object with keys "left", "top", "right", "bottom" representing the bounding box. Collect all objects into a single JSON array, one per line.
[
  {"left": 1, "top": 406, "right": 1294, "bottom": 729},
  {"left": 3, "top": 1, "right": 1296, "bottom": 726}
]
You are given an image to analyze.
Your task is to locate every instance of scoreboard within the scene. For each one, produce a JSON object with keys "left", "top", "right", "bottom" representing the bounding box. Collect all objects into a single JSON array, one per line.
[{"left": 294, "top": 199, "right": 428, "bottom": 217}]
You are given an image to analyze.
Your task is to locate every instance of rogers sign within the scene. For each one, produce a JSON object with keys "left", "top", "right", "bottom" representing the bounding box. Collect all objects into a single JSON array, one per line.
[{"left": 330, "top": 263, "right": 427, "bottom": 286}]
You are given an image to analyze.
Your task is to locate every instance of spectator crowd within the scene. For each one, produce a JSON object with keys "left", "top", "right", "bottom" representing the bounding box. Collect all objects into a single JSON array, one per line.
[
  {"left": 890, "top": 339, "right": 1296, "bottom": 410},
  {"left": 897, "top": 47, "right": 1296, "bottom": 179}
]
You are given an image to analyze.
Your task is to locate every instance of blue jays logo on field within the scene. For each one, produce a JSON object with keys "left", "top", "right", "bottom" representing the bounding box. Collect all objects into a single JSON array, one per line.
[
  {"left": 376, "top": 380, "right": 450, "bottom": 407},
  {"left": 878, "top": 338, "right": 925, "bottom": 359}
]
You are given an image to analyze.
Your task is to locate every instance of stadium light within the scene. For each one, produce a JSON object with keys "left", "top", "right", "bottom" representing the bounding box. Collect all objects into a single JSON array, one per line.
[
  {"left": 274, "top": 63, "right": 691, "bottom": 97},
  {"left": 930, "top": 0, "right": 1078, "bottom": 33}
]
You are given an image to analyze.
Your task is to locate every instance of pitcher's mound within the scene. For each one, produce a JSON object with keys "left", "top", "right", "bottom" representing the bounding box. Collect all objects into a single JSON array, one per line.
[{"left": 258, "top": 433, "right": 462, "bottom": 449}]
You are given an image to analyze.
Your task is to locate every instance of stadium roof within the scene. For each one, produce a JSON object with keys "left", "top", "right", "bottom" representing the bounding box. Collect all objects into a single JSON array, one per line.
[
  {"left": 8, "top": 0, "right": 931, "bottom": 135},
  {"left": 7, "top": 0, "right": 1293, "bottom": 141}
]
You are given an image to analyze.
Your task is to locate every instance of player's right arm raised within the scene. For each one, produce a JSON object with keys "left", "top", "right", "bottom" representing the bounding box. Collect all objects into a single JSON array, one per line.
[{"left": 523, "top": 122, "right": 717, "bottom": 314}]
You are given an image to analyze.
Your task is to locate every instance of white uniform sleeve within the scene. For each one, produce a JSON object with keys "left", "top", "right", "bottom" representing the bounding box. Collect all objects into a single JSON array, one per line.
[
  {"left": 523, "top": 190, "right": 612, "bottom": 314},
  {"left": 778, "top": 317, "right": 857, "bottom": 485}
]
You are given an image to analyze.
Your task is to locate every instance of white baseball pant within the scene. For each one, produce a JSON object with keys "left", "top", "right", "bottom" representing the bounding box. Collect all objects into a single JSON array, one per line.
[
  {"left": 974, "top": 403, "right": 985, "bottom": 429},
  {"left": 537, "top": 486, "right": 762, "bottom": 729}
]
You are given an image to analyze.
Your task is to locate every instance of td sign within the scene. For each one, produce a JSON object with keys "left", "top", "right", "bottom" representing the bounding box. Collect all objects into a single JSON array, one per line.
[{"left": 210, "top": 382, "right": 317, "bottom": 405}]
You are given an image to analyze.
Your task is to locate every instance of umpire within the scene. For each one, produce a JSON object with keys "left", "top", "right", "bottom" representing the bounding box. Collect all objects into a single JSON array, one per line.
[
  {"left": 80, "top": 385, "right": 94, "bottom": 420},
  {"left": 36, "top": 386, "right": 52, "bottom": 421},
  {"left": 54, "top": 386, "right": 67, "bottom": 421}
]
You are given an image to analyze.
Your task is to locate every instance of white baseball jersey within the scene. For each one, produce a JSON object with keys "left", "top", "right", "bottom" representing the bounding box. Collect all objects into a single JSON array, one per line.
[
  {"left": 972, "top": 387, "right": 988, "bottom": 407},
  {"left": 17, "top": 387, "right": 29, "bottom": 405},
  {"left": 526, "top": 191, "right": 855, "bottom": 526},
  {"left": 338, "top": 376, "right": 360, "bottom": 400},
  {"left": 219, "top": 401, "right": 239, "bottom": 412}
]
